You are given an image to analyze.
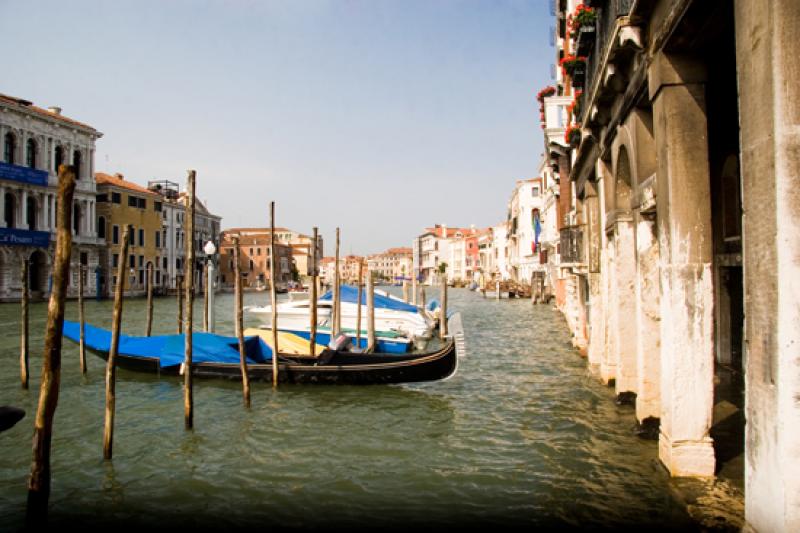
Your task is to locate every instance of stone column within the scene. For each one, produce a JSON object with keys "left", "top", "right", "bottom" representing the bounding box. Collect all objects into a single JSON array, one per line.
[
  {"left": 20, "top": 189, "right": 28, "bottom": 230},
  {"left": 601, "top": 232, "right": 617, "bottom": 384},
  {"left": 634, "top": 207, "right": 661, "bottom": 423},
  {"left": 0, "top": 185, "right": 5, "bottom": 228},
  {"left": 650, "top": 52, "right": 715, "bottom": 477},
  {"left": 736, "top": 1, "right": 800, "bottom": 530},
  {"left": 611, "top": 213, "right": 638, "bottom": 398}
]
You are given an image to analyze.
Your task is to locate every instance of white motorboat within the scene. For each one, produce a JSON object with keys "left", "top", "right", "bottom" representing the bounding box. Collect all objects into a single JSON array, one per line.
[{"left": 245, "top": 285, "right": 435, "bottom": 341}]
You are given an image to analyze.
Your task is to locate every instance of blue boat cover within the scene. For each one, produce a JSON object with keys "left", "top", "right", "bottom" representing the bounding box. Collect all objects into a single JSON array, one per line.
[
  {"left": 320, "top": 285, "right": 418, "bottom": 313},
  {"left": 62, "top": 320, "right": 272, "bottom": 368}
]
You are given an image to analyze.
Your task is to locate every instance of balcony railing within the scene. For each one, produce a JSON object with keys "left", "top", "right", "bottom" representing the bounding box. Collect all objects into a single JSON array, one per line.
[{"left": 559, "top": 227, "right": 584, "bottom": 264}]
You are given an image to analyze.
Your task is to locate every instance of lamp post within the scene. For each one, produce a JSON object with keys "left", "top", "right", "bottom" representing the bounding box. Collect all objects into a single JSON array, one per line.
[{"left": 204, "top": 240, "right": 217, "bottom": 333}]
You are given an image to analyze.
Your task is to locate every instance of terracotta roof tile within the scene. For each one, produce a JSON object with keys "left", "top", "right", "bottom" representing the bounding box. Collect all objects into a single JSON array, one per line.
[
  {"left": 0, "top": 92, "right": 99, "bottom": 133},
  {"left": 95, "top": 172, "right": 158, "bottom": 196}
]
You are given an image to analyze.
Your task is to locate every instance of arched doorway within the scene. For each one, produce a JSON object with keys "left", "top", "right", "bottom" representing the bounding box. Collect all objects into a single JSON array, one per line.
[{"left": 28, "top": 250, "right": 47, "bottom": 293}]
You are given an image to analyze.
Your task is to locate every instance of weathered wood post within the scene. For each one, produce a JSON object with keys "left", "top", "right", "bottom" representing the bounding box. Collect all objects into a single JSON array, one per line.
[
  {"left": 20, "top": 260, "right": 29, "bottom": 389},
  {"left": 402, "top": 279, "right": 409, "bottom": 303},
  {"left": 421, "top": 286, "right": 426, "bottom": 309},
  {"left": 496, "top": 280, "right": 500, "bottom": 300},
  {"left": 332, "top": 227, "right": 341, "bottom": 337},
  {"left": 412, "top": 262, "right": 418, "bottom": 307},
  {"left": 233, "top": 236, "right": 250, "bottom": 407},
  {"left": 184, "top": 170, "right": 196, "bottom": 429},
  {"left": 356, "top": 259, "right": 363, "bottom": 350},
  {"left": 366, "top": 268, "right": 376, "bottom": 353},
  {"left": 269, "top": 201, "right": 279, "bottom": 386},
  {"left": 26, "top": 165, "right": 76, "bottom": 520},
  {"left": 440, "top": 275, "right": 448, "bottom": 339},
  {"left": 203, "top": 261, "right": 209, "bottom": 332},
  {"left": 103, "top": 226, "right": 130, "bottom": 460},
  {"left": 145, "top": 262, "right": 153, "bottom": 336},
  {"left": 78, "top": 264, "right": 87, "bottom": 374},
  {"left": 310, "top": 227, "right": 318, "bottom": 354},
  {"left": 176, "top": 274, "right": 183, "bottom": 333}
]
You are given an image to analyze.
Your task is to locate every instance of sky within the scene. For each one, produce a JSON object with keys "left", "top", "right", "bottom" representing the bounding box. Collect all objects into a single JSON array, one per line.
[{"left": 0, "top": 0, "right": 555, "bottom": 255}]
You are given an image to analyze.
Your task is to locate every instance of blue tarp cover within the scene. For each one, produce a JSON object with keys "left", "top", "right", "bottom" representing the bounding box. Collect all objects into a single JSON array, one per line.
[
  {"left": 320, "top": 285, "right": 419, "bottom": 313},
  {"left": 62, "top": 320, "right": 272, "bottom": 368}
]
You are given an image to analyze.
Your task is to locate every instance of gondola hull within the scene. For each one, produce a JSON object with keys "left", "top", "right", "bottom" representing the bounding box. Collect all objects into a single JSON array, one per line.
[{"left": 79, "top": 340, "right": 458, "bottom": 385}]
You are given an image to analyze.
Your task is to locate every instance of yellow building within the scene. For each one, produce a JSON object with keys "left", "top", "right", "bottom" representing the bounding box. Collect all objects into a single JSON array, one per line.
[{"left": 95, "top": 172, "right": 165, "bottom": 296}]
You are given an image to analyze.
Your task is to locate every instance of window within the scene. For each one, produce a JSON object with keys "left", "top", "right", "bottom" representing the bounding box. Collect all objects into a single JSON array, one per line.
[
  {"left": 98, "top": 216, "right": 106, "bottom": 239},
  {"left": 112, "top": 225, "right": 119, "bottom": 244},
  {"left": 54, "top": 145, "right": 63, "bottom": 172},
  {"left": 3, "top": 133, "right": 16, "bottom": 164},
  {"left": 129, "top": 255, "right": 135, "bottom": 268},
  {"left": 139, "top": 255, "right": 144, "bottom": 267},
  {"left": 257, "top": 248, "right": 261, "bottom": 256},
  {"left": 162, "top": 257, "right": 167, "bottom": 269},
  {"left": 26, "top": 139, "right": 36, "bottom": 168},
  {"left": 154, "top": 201, "right": 162, "bottom": 212},
  {"left": 138, "top": 228, "right": 145, "bottom": 246},
  {"left": 138, "top": 198, "right": 146, "bottom": 209},
  {"left": 73, "top": 150, "right": 81, "bottom": 178},
  {"left": 156, "top": 271, "right": 161, "bottom": 285},
  {"left": 532, "top": 187, "right": 539, "bottom": 197},
  {"left": 113, "top": 254, "right": 119, "bottom": 267},
  {"left": 97, "top": 193, "right": 108, "bottom": 203},
  {"left": 155, "top": 231, "right": 161, "bottom": 248},
  {"left": 26, "top": 197, "right": 37, "bottom": 230},
  {"left": 111, "top": 192, "right": 121, "bottom": 204},
  {"left": 249, "top": 259, "right": 253, "bottom": 271},
  {"left": 128, "top": 225, "right": 135, "bottom": 245},
  {"left": 128, "top": 195, "right": 138, "bottom": 207}
]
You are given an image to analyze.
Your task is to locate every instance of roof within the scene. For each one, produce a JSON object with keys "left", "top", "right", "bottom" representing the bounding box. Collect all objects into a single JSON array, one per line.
[
  {"left": 0, "top": 92, "right": 99, "bottom": 134},
  {"left": 95, "top": 173, "right": 158, "bottom": 196},
  {"left": 384, "top": 247, "right": 412, "bottom": 255}
]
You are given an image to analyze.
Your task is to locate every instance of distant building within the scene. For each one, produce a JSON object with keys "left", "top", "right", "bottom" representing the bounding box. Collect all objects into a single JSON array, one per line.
[
  {"left": 367, "top": 247, "right": 412, "bottom": 282},
  {"left": 95, "top": 172, "right": 164, "bottom": 296},
  {"left": 218, "top": 228, "right": 292, "bottom": 290},
  {"left": 0, "top": 92, "right": 103, "bottom": 301}
]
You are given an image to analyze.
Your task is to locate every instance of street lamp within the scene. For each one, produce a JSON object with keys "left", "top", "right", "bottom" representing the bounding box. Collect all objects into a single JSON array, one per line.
[{"left": 203, "top": 240, "right": 217, "bottom": 333}]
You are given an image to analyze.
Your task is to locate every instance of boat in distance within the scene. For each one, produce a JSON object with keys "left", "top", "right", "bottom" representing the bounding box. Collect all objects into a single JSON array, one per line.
[{"left": 61, "top": 319, "right": 459, "bottom": 385}]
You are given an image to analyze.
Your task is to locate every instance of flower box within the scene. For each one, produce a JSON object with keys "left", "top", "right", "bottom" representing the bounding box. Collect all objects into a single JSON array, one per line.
[
  {"left": 566, "top": 126, "right": 582, "bottom": 148},
  {"left": 575, "top": 25, "right": 596, "bottom": 56}
]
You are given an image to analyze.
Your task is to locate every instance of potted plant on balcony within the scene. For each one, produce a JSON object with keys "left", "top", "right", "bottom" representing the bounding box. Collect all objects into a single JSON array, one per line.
[
  {"left": 565, "top": 125, "right": 582, "bottom": 148},
  {"left": 568, "top": 90, "right": 583, "bottom": 120},
  {"left": 560, "top": 55, "right": 587, "bottom": 88},
  {"left": 536, "top": 85, "right": 556, "bottom": 103},
  {"left": 569, "top": 4, "right": 598, "bottom": 39}
]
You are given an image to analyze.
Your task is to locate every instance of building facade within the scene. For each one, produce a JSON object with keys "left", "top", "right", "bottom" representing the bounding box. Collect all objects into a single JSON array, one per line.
[
  {"left": 218, "top": 228, "right": 292, "bottom": 291},
  {"left": 0, "top": 93, "right": 103, "bottom": 301}
]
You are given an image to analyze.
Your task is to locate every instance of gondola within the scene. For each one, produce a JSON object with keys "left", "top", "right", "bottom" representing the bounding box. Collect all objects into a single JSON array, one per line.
[{"left": 61, "top": 318, "right": 460, "bottom": 385}]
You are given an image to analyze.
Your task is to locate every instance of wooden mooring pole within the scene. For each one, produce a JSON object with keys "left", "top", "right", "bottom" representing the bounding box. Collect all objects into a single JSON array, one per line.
[
  {"left": 184, "top": 170, "right": 196, "bottom": 429},
  {"left": 440, "top": 275, "right": 448, "bottom": 339},
  {"left": 203, "top": 261, "right": 209, "bottom": 332},
  {"left": 103, "top": 226, "right": 130, "bottom": 460},
  {"left": 402, "top": 279, "right": 409, "bottom": 303},
  {"left": 20, "top": 260, "right": 29, "bottom": 389},
  {"left": 333, "top": 227, "right": 341, "bottom": 337},
  {"left": 356, "top": 260, "right": 363, "bottom": 350},
  {"left": 366, "top": 268, "right": 375, "bottom": 353},
  {"left": 233, "top": 236, "right": 250, "bottom": 407},
  {"left": 269, "top": 202, "right": 279, "bottom": 386},
  {"left": 310, "top": 227, "right": 318, "bottom": 354},
  {"left": 145, "top": 262, "right": 153, "bottom": 336},
  {"left": 78, "top": 264, "right": 87, "bottom": 374},
  {"left": 176, "top": 274, "right": 183, "bottom": 334},
  {"left": 27, "top": 165, "right": 76, "bottom": 521}
]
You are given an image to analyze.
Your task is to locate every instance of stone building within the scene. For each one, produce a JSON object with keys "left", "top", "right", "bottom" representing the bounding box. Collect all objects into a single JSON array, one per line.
[
  {"left": 218, "top": 228, "right": 292, "bottom": 291},
  {"left": 544, "top": 0, "right": 800, "bottom": 530},
  {"left": 0, "top": 93, "right": 102, "bottom": 301},
  {"left": 367, "top": 247, "right": 412, "bottom": 282},
  {"left": 95, "top": 173, "right": 164, "bottom": 296}
]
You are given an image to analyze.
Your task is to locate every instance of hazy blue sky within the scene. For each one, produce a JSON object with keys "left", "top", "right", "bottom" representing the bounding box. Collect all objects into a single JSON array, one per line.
[{"left": 0, "top": 0, "right": 554, "bottom": 255}]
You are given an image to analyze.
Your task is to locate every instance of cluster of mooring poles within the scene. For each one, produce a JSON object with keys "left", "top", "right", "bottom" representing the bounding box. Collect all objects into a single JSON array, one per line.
[{"left": 21, "top": 166, "right": 410, "bottom": 524}]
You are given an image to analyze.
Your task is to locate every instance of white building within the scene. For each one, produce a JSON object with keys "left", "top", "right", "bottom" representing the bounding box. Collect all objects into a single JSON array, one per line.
[
  {"left": 0, "top": 93, "right": 103, "bottom": 300},
  {"left": 507, "top": 178, "right": 545, "bottom": 283}
]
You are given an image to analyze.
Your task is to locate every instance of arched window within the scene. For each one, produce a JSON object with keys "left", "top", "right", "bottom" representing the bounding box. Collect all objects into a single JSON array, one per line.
[
  {"left": 54, "top": 146, "right": 64, "bottom": 173},
  {"left": 73, "top": 150, "right": 82, "bottom": 178},
  {"left": 26, "top": 139, "right": 36, "bottom": 168},
  {"left": 73, "top": 202, "right": 81, "bottom": 235},
  {"left": 26, "top": 197, "right": 37, "bottom": 230},
  {"left": 4, "top": 193, "right": 16, "bottom": 228},
  {"left": 98, "top": 216, "right": 106, "bottom": 238},
  {"left": 4, "top": 133, "right": 16, "bottom": 164}
]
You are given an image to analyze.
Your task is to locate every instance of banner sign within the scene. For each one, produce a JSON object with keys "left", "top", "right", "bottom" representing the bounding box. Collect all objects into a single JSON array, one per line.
[
  {"left": 0, "top": 227, "right": 50, "bottom": 247},
  {"left": 0, "top": 161, "right": 48, "bottom": 186}
]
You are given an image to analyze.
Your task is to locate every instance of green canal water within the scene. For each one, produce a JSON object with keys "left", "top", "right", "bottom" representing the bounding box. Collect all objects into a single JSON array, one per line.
[{"left": 0, "top": 288, "right": 695, "bottom": 531}]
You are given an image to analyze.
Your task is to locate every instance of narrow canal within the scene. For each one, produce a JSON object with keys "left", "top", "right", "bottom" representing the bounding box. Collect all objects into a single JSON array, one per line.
[{"left": 0, "top": 288, "right": 695, "bottom": 530}]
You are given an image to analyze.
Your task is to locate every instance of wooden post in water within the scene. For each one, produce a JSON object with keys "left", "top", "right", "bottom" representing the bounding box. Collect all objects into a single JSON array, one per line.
[
  {"left": 145, "top": 263, "right": 153, "bottom": 337},
  {"left": 184, "top": 170, "right": 196, "bottom": 429},
  {"left": 412, "top": 262, "right": 418, "bottom": 307},
  {"left": 366, "top": 269, "right": 376, "bottom": 353},
  {"left": 402, "top": 279, "right": 409, "bottom": 303},
  {"left": 78, "top": 264, "right": 87, "bottom": 374},
  {"left": 356, "top": 259, "right": 363, "bottom": 350},
  {"left": 440, "top": 275, "right": 448, "bottom": 339},
  {"left": 27, "top": 165, "right": 76, "bottom": 520},
  {"left": 203, "top": 261, "right": 209, "bottom": 332},
  {"left": 310, "top": 227, "right": 318, "bottom": 354},
  {"left": 269, "top": 202, "right": 279, "bottom": 386},
  {"left": 496, "top": 280, "right": 500, "bottom": 300},
  {"left": 176, "top": 274, "right": 183, "bottom": 333},
  {"left": 421, "top": 286, "right": 426, "bottom": 309},
  {"left": 233, "top": 236, "right": 250, "bottom": 407},
  {"left": 332, "top": 227, "right": 341, "bottom": 337},
  {"left": 103, "top": 226, "right": 130, "bottom": 460},
  {"left": 20, "top": 260, "right": 29, "bottom": 389}
]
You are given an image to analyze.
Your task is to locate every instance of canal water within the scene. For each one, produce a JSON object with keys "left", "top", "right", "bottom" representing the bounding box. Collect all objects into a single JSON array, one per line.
[{"left": 0, "top": 288, "right": 695, "bottom": 531}]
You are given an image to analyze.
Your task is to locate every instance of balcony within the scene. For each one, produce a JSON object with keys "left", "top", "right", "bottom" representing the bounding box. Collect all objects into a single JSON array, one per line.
[{"left": 0, "top": 161, "right": 48, "bottom": 187}]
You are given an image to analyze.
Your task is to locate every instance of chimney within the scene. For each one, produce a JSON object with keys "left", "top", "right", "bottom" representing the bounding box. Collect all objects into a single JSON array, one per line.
[
  {"left": 441, "top": 224, "right": 447, "bottom": 238},
  {"left": 47, "top": 106, "right": 62, "bottom": 115}
]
